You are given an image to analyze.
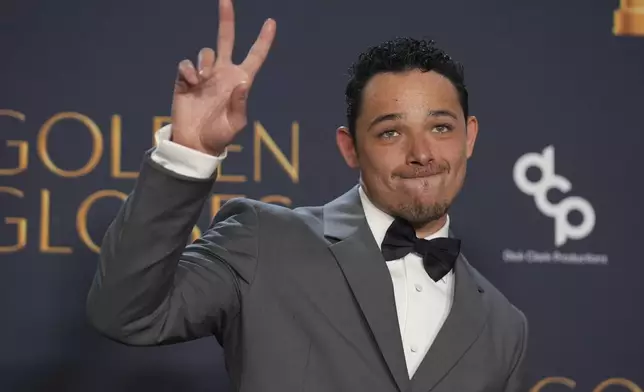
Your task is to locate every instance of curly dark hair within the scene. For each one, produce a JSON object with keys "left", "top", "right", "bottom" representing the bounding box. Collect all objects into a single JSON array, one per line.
[{"left": 345, "top": 37, "right": 468, "bottom": 138}]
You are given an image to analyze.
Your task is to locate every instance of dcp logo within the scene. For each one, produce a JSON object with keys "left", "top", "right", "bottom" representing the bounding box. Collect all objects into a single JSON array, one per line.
[{"left": 513, "top": 145, "right": 595, "bottom": 247}]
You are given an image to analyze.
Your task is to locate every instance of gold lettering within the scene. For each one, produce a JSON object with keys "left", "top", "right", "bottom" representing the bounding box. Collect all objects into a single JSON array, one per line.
[
  {"left": 0, "top": 187, "right": 27, "bottom": 253},
  {"left": 190, "top": 226, "right": 201, "bottom": 244},
  {"left": 254, "top": 121, "right": 299, "bottom": 183},
  {"left": 153, "top": 116, "right": 172, "bottom": 146},
  {"left": 260, "top": 194, "right": 292, "bottom": 207},
  {"left": 594, "top": 378, "right": 643, "bottom": 392},
  {"left": 40, "top": 189, "right": 72, "bottom": 253},
  {"left": 211, "top": 194, "right": 245, "bottom": 217},
  {"left": 0, "top": 109, "right": 29, "bottom": 175},
  {"left": 531, "top": 377, "right": 576, "bottom": 391},
  {"left": 38, "top": 112, "right": 103, "bottom": 177},
  {"left": 110, "top": 115, "right": 138, "bottom": 179},
  {"left": 216, "top": 144, "right": 247, "bottom": 182},
  {"left": 77, "top": 190, "right": 127, "bottom": 253}
]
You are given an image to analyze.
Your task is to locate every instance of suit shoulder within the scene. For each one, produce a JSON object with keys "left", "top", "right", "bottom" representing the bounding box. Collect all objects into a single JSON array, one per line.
[
  {"left": 217, "top": 197, "right": 322, "bottom": 224},
  {"left": 258, "top": 201, "right": 324, "bottom": 229},
  {"left": 215, "top": 199, "right": 325, "bottom": 246},
  {"left": 213, "top": 197, "right": 261, "bottom": 218}
]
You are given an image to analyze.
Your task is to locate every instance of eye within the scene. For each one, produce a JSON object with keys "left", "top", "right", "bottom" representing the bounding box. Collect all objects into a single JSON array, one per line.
[
  {"left": 433, "top": 124, "right": 454, "bottom": 133},
  {"left": 379, "top": 129, "right": 400, "bottom": 139}
]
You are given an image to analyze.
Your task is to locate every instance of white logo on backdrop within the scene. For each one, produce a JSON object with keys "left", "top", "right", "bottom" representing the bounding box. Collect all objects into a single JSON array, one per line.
[
  {"left": 513, "top": 145, "right": 595, "bottom": 247},
  {"left": 502, "top": 145, "right": 608, "bottom": 266}
]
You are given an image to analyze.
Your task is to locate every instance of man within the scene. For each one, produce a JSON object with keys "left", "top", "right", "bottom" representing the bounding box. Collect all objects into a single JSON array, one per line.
[{"left": 86, "top": 0, "right": 529, "bottom": 390}]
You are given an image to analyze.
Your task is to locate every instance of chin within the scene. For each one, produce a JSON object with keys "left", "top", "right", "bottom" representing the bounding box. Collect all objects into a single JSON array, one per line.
[
  {"left": 393, "top": 197, "right": 451, "bottom": 225},
  {"left": 409, "top": 191, "right": 445, "bottom": 206}
]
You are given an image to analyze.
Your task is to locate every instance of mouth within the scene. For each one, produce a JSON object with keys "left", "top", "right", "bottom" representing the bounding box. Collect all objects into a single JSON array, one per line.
[
  {"left": 399, "top": 173, "right": 440, "bottom": 179},
  {"left": 396, "top": 174, "right": 444, "bottom": 190},
  {"left": 394, "top": 165, "right": 449, "bottom": 180},
  {"left": 396, "top": 171, "right": 445, "bottom": 180}
]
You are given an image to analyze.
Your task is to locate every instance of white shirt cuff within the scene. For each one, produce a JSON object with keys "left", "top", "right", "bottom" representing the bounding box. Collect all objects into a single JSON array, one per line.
[{"left": 150, "top": 124, "right": 226, "bottom": 179}]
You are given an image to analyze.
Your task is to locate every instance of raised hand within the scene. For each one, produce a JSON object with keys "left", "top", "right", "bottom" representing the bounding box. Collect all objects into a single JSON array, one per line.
[{"left": 170, "top": 0, "right": 276, "bottom": 156}]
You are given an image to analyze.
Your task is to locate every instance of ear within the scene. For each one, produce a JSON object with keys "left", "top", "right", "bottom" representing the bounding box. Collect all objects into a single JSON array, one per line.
[
  {"left": 465, "top": 116, "right": 479, "bottom": 159},
  {"left": 336, "top": 126, "right": 359, "bottom": 168}
]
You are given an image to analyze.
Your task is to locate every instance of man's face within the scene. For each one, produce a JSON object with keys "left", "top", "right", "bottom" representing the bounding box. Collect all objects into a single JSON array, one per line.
[{"left": 337, "top": 69, "right": 478, "bottom": 226}]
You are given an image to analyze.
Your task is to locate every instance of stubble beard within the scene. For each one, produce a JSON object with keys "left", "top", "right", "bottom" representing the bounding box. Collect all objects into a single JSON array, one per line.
[
  {"left": 393, "top": 199, "right": 451, "bottom": 226},
  {"left": 361, "top": 177, "right": 454, "bottom": 226},
  {"left": 389, "top": 173, "right": 454, "bottom": 226}
]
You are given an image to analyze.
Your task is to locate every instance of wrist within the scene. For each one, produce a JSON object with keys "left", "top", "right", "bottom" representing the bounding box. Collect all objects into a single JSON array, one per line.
[{"left": 171, "top": 135, "right": 226, "bottom": 157}]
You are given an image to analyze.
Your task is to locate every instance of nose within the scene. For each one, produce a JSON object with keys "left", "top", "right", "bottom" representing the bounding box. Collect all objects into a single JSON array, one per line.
[{"left": 406, "top": 132, "right": 433, "bottom": 166}]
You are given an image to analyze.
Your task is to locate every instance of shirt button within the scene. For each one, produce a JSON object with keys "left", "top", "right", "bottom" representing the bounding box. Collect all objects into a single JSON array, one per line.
[
  {"left": 410, "top": 345, "right": 418, "bottom": 353},
  {"left": 415, "top": 284, "right": 423, "bottom": 292}
]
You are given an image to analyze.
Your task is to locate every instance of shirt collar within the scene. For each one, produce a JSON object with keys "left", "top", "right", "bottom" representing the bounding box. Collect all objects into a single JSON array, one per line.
[{"left": 358, "top": 185, "right": 450, "bottom": 250}]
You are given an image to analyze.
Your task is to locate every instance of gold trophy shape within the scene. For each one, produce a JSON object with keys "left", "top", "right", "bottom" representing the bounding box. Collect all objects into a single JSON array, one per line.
[{"left": 614, "top": 0, "right": 644, "bottom": 36}]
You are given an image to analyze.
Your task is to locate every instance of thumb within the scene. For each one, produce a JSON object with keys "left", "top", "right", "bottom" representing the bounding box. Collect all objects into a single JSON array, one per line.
[{"left": 229, "top": 82, "right": 250, "bottom": 129}]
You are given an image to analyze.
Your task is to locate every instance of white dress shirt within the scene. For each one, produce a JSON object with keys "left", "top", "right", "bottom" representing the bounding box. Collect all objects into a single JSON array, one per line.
[
  {"left": 152, "top": 124, "right": 227, "bottom": 179},
  {"left": 358, "top": 187, "right": 454, "bottom": 377},
  {"left": 151, "top": 125, "right": 455, "bottom": 378}
]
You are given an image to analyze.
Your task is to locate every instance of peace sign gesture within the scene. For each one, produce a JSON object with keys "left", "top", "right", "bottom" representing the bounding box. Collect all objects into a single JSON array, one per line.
[{"left": 170, "top": 0, "right": 276, "bottom": 156}]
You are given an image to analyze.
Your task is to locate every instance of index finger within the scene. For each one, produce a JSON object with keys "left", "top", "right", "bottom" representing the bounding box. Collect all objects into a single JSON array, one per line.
[{"left": 240, "top": 18, "right": 276, "bottom": 76}]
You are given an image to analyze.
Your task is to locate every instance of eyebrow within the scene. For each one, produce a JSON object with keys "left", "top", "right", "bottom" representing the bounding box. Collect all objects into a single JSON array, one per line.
[{"left": 368, "top": 110, "right": 458, "bottom": 130}]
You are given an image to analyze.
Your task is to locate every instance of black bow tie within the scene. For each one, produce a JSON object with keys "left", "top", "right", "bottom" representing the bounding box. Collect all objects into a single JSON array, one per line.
[{"left": 381, "top": 217, "right": 461, "bottom": 282}]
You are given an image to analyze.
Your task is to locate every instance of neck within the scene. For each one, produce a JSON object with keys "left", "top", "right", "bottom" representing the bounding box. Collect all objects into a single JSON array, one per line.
[{"left": 412, "top": 214, "right": 448, "bottom": 238}]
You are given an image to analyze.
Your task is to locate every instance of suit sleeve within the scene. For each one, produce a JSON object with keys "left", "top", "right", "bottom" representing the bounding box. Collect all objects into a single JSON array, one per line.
[
  {"left": 86, "top": 150, "right": 259, "bottom": 346},
  {"left": 503, "top": 310, "right": 529, "bottom": 392}
]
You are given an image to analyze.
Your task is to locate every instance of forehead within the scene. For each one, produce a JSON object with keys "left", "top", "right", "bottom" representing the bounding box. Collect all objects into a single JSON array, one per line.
[{"left": 359, "top": 69, "right": 461, "bottom": 117}]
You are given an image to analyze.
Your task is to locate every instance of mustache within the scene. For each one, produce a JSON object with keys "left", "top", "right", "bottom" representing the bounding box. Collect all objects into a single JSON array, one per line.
[{"left": 393, "top": 162, "right": 450, "bottom": 178}]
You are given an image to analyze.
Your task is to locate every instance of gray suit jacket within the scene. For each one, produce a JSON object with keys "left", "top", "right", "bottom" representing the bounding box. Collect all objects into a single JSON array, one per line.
[{"left": 86, "top": 151, "right": 529, "bottom": 392}]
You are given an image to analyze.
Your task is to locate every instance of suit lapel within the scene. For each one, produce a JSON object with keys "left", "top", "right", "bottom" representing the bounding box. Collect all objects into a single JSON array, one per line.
[
  {"left": 409, "top": 252, "right": 489, "bottom": 392},
  {"left": 324, "top": 186, "right": 410, "bottom": 392}
]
